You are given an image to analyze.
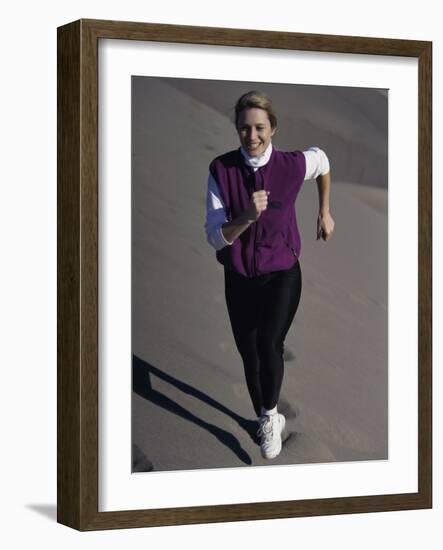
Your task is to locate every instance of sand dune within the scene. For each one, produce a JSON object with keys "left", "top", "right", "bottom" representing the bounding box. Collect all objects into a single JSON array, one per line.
[
  {"left": 166, "top": 77, "right": 388, "bottom": 189},
  {"left": 132, "top": 77, "right": 387, "bottom": 471}
]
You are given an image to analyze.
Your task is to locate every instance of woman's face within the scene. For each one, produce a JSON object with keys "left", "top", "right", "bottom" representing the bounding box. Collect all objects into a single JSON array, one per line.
[{"left": 236, "top": 107, "right": 276, "bottom": 157}]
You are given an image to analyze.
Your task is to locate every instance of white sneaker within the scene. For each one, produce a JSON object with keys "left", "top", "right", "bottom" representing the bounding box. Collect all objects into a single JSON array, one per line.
[{"left": 257, "top": 413, "right": 286, "bottom": 459}]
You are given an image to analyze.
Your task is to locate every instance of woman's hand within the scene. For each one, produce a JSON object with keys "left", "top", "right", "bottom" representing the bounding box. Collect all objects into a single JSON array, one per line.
[
  {"left": 221, "top": 190, "right": 270, "bottom": 244},
  {"left": 247, "top": 190, "right": 270, "bottom": 221},
  {"left": 317, "top": 210, "right": 335, "bottom": 241}
]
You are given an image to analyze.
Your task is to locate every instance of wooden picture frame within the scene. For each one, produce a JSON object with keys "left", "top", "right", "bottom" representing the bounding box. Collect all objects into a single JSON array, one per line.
[{"left": 57, "top": 18, "right": 432, "bottom": 530}]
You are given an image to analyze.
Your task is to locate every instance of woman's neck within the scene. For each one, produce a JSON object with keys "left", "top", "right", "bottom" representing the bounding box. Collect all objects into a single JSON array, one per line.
[{"left": 240, "top": 141, "right": 273, "bottom": 169}]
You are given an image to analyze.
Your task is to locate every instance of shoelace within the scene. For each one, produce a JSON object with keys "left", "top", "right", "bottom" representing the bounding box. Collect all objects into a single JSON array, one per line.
[{"left": 257, "top": 417, "right": 275, "bottom": 442}]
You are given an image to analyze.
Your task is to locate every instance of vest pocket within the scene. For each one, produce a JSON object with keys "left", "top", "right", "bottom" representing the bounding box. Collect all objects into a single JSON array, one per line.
[
  {"left": 254, "top": 231, "right": 296, "bottom": 273},
  {"left": 287, "top": 243, "right": 298, "bottom": 258},
  {"left": 278, "top": 230, "right": 297, "bottom": 258}
]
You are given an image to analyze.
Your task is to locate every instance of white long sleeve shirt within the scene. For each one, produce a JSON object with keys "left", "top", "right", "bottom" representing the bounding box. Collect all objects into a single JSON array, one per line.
[{"left": 205, "top": 142, "right": 330, "bottom": 251}]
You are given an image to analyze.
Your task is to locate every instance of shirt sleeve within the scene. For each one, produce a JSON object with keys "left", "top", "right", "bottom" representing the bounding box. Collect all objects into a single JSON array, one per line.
[
  {"left": 204, "top": 174, "right": 234, "bottom": 251},
  {"left": 303, "top": 147, "right": 330, "bottom": 180}
]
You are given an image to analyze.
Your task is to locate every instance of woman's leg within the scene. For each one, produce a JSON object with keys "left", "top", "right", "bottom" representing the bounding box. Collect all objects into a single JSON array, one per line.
[
  {"left": 224, "top": 269, "right": 263, "bottom": 417},
  {"left": 257, "top": 260, "right": 302, "bottom": 410}
]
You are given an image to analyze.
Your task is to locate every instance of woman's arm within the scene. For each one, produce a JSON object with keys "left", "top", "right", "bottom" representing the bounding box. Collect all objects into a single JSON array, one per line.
[
  {"left": 205, "top": 175, "right": 268, "bottom": 249},
  {"left": 205, "top": 173, "right": 269, "bottom": 249},
  {"left": 220, "top": 190, "right": 269, "bottom": 243},
  {"left": 205, "top": 175, "right": 233, "bottom": 250},
  {"left": 221, "top": 212, "right": 254, "bottom": 244},
  {"left": 302, "top": 147, "right": 335, "bottom": 241},
  {"left": 316, "top": 171, "right": 335, "bottom": 241}
]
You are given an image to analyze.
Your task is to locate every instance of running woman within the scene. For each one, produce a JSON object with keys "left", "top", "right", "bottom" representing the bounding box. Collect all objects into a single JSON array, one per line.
[{"left": 205, "top": 90, "right": 335, "bottom": 459}]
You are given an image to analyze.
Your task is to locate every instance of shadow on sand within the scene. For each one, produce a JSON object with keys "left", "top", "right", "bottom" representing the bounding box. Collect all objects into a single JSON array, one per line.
[{"left": 133, "top": 355, "right": 259, "bottom": 467}]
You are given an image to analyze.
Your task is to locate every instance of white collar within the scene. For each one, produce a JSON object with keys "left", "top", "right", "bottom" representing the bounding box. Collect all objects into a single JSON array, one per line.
[{"left": 240, "top": 141, "right": 273, "bottom": 169}]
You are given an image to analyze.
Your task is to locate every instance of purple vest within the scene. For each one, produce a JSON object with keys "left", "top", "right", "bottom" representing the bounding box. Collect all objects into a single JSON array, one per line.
[{"left": 209, "top": 147, "right": 306, "bottom": 277}]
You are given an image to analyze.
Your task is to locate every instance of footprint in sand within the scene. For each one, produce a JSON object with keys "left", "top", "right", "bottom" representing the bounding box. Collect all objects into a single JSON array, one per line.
[
  {"left": 132, "top": 444, "right": 154, "bottom": 472},
  {"left": 283, "top": 346, "right": 297, "bottom": 362},
  {"left": 278, "top": 398, "right": 300, "bottom": 421},
  {"left": 350, "top": 291, "right": 384, "bottom": 308},
  {"left": 282, "top": 432, "right": 336, "bottom": 463}
]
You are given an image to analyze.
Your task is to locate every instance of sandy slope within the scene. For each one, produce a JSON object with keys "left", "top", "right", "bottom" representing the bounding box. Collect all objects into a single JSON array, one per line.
[
  {"left": 131, "top": 77, "right": 387, "bottom": 471},
  {"left": 166, "top": 77, "right": 388, "bottom": 189}
]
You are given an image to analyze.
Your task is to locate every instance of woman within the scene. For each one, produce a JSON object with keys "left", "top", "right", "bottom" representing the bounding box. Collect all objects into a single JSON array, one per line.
[{"left": 205, "top": 90, "right": 335, "bottom": 460}]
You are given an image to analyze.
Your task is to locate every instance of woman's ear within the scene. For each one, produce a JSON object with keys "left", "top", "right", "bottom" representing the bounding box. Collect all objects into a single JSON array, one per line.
[{"left": 271, "top": 126, "right": 277, "bottom": 137}]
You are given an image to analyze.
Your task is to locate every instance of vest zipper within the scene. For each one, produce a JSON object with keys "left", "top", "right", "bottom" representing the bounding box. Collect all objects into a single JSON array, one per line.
[
  {"left": 253, "top": 170, "right": 266, "bottom": 276},
  {"left": 253, "top": 223, "right": 257, "bottom": 276},
  {"left": 252, "top": 171, "right": 259, "bottom": 276}
]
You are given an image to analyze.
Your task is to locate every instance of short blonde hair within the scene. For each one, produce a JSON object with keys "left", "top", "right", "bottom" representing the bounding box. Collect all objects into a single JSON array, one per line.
[{"left": 234, "top": 90, "right": 277, "bottom": 130}]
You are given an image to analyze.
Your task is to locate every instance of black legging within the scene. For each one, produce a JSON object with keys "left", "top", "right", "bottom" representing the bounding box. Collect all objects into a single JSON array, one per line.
[{"left": 224, "top": 260, "right": 302, "bottom": 417}]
